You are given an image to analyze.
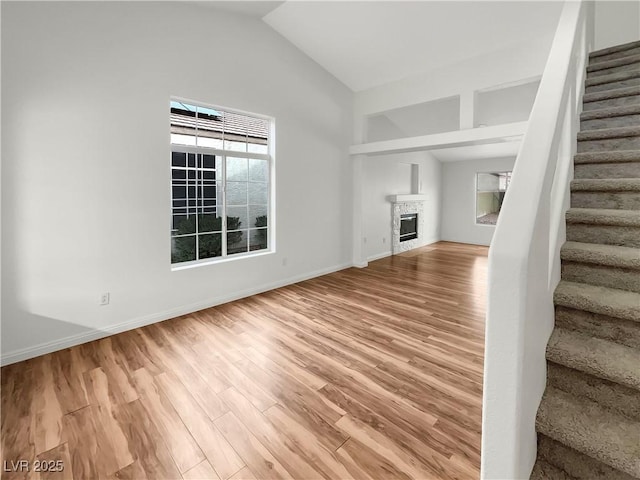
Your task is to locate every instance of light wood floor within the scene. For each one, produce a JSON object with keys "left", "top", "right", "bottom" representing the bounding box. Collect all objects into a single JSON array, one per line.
[{"left": 1, "top": 241, "right": 488, "bottom": 480}]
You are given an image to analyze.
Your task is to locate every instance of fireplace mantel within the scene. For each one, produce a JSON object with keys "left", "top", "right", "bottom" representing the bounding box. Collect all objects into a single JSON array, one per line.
[{"left": 387, "top": 194, "right": 427, "bottom": 203}]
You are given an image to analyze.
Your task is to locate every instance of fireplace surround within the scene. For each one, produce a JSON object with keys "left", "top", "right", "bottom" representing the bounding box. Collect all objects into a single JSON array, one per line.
[{"left": 391, "top": 199, "right": 425, "bottom": 253}]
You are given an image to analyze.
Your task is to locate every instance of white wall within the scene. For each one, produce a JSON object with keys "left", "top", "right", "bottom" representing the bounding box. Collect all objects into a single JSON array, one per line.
[
  {"left": 367, "top": 96, "right": 461, "bottom": 142},
  {"left": 354, "top": 36, "right": 555, "bottom": 127},
  {"left": 1, "top": 2, "right": 353, "bottom": 364},
  {"left": 475, "top": 81, "right": 540, "bottom": 127},
  {"left": 362, "top": 152, "right": 441, "bottom": 260},
  {"left": 594, "top": 0, "right": 640, "bottom": 51},
  {"left": 441, "top": 157, "right": 516, "bottom": 246}
]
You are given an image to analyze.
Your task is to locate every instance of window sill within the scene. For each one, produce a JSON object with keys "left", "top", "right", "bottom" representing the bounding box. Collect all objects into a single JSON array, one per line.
[{"left": 171, "top": 249, "right": 275, "bottom": 271}]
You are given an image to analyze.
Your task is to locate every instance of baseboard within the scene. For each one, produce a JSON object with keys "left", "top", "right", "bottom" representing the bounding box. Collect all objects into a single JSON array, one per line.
[
  {"left": 1, "top": 261, "right": 354, "bottom": 366},
  {"left": 367, "top": 251, "right": 392, "bottom": 262}
]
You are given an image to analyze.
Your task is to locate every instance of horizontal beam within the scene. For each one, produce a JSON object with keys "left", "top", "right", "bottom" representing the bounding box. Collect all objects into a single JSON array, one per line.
[{"left": 349, "top": 121, "right": 528, "bottom": 156}]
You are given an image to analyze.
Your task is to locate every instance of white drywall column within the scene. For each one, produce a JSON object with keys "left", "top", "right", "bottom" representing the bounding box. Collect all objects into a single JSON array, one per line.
[
  {"left": 460, "top": 91, "right": 476, "bottom": 129},
  {"left": 352, "top": 154, "right": 368, "bottom": 268},
  {"left": 411, "top": 163, "right": 422, "bottom": 194}
]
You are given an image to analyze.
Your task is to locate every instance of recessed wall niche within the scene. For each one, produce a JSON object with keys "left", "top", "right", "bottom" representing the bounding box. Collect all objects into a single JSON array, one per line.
[
  {"left": 475, "top": 79, "right": 540, "bottom": 127},
  {"left": 366, "top": 95, "right": 460, "bottom": 142}
]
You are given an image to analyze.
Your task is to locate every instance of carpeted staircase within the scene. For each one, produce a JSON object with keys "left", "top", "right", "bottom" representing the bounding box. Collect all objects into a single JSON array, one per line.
[{"left": 531, "top": 40, "right": 640, "bottom": 480}]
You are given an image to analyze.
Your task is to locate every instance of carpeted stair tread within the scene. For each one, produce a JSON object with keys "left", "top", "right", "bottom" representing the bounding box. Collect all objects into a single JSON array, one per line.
[
  {"left": 555, "top": 307, "right": 640, "bottom": 350},
  {"left": 577, "top": 126, "right": 640, "bottom": 141},
  {"left": 561, "top": 241, "right": 640, "bottom": 269},
  {"left": 590, "top": 46, "right": 640, "bottom": 64},
  {"left": 566, "top": 207, "right": 640, "bottom": 226},
  {"left": 590, "top": 40, "right": 640, "bottom": 60},
  {"left": 554, "top": 281, "right": 640, "bottom": 323},
  {"left": 546, "top": 328, "right": 640, "bottom": 391},
  {"left": 584, "top": 86, "right": 640, "bottom": 103},
  {"left": 537, "top": 435, "right": 637, "bottom": 480},
  {"left": 574, "top": 150, "right": 640, "bottom": 164},
  {"left": 547, "top": 362, "right": 640, "bottom": 421},
  {"left": 585, "top": 70, "right": 640, "bottom": 88},
  {"left": 530, "top": 458, "right": 575, "bottom": 480},
  {"left": 581, "top": 104, "right": 640, "bottom": 121},
  {"left": 536, "top": 387, "right": 640, "bottom": 477},
  {"left": 570, "top": 178, "right": 640, "bottom": 191},
  {"left": 588, "top": 54, "right": 640, "bottom": 74}
]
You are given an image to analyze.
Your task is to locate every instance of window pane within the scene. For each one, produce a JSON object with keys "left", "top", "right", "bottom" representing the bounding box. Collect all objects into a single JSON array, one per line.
[
  {"left": 172, "top": 185, "right": 186, "bottom": 200},
  {"left": 227, "top": 230, "right": 248, "bottom": 255},
  {"left": 172, "top": 235, "right": 196, "bottom": 263},
  {"left": 249, "top": 159, "right": 268, "bottom": 182},
  {"left": 224, "top": 140, "right": 248, "bottom": 152},
  {"left": 476, "top": 172, "right": 510, "bottom": 225},
  {"left": 226, "top": 206, "right": 248, "bottom": 230},
  {"left": 198, "top": 233, "right": 222, "bottom": 259},
  {"left": 248, "top": 182, "right": 268, "bottom": 205},
  {"left": 249, "top": 205, "right": 268, "bottom": 228},
  {"left": 197, "top": 137, "right": 223, "bottom": 149},
  {"left": 250, "top": 228, "right": 268, "bottom": 251},
  {"left": 202, "top": 154, "right": 216, "bottom": 170},
  {"left": 172, "top": 172, "right": 187, "bottom": 186},
  {"left": 172, "top": 152, "right": 187, "bottom": 167},
  {"left": 227, "top": 157, "right": 248, "bottom": 181},
  {"left": 170, "top": 133, "right": 196, "bottom": 146},
  {"left": 227, "top": 181, "right": 247, "bottom": 205},
  {"left": 201, "top": 170, "right": 216, "bottom": 185},
  {"left": 226, "top": 215, "right": 243, "bottom": 232},
  {"left": 248, "top": 142, "right": 268, "bottom": 155},
  {"left": 201, "top": 185, "right": 217, "bottom": 202},
  {"left": 172, "top": 214, "right": 196, "bottom": 235},
  {"left": 198, "top": 211, "right": 222, "bottom": 233}
]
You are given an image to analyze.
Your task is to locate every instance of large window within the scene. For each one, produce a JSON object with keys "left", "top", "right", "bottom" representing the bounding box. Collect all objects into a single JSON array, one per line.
[
  {"left": 476, "top": 171, "right": 511, "bottom": 225},
  {"left": 170, "top": 99, "right": 272, "bottom": 266}
]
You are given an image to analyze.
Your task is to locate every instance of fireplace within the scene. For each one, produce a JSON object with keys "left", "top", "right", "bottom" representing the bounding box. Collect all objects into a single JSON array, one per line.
[
  {"left": 390, "top": 199, "right": 424, "bottom": 254},
  {"left": 400, "top": 213, "right": 418, "bottom": 242}
]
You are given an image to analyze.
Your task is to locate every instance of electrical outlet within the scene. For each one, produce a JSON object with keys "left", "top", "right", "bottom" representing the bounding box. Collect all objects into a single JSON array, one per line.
[
  {"left": 100, "top": 292, "right": 110, "bottom": 306},
  {"left": 382, "top": 237, "right": 386, "bottom": 244},
  {"left": 282, "top": 257, "right": 288, "bottom": 267},
  {"left": 363, "top": 237, "right": 367, "bottom": 244}
]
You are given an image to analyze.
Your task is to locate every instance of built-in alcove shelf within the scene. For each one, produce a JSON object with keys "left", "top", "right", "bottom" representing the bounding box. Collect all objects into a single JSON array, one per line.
[{"left": 387, "top": 194, "right": 426, "bottom": 203}]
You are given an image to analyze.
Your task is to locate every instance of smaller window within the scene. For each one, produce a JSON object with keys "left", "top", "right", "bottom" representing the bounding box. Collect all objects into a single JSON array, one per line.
[{"left": 476, "top": 172, "right": 511, "bottom": 225}]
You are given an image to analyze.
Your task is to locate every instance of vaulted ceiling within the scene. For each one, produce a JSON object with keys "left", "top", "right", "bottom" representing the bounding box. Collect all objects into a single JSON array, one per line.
[
  {"left": 201, "top": 2, "right": 562, "bottom": 93},
  {"left": 262, "top": 1, "right": 563, "bottom": 91}
]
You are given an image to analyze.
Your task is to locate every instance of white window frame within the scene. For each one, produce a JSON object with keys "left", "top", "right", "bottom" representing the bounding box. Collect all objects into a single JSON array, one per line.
[{"left": 170, "top": 98, "right": 276, "bottom": 269}]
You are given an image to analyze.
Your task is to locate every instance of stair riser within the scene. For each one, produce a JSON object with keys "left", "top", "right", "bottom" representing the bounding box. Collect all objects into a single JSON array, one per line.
[
  {"left": 547, "top": 362, "right": 640, "bottom": 421},
  {"left": 571, "top": 191, "right": 640, "bottom": 210},
  {"left": 562, "top": 262, "right": 640, "bottom": 293},
  {"left": 536, "top": 434, "right": 636, "bottom": 480},
  {"left": 591, "top": 45, "right": 640, "bottom": 63},
  {"left": 581, "top": 114, "right": 640, "bottom": 129},
  {"left": 578, "top": 135, "right": 640, "bottom": 152},
  {"left": 574, "top": 162, "right": 640, "bottom": 179},
  {"left": 566, "top": 224, "right": 640, "bottom": 248},
  {"left": 555, "top": 306, "right": 640, "bottom": 349},
  {"left": 536, "top": 388, "right": 640, "bottom": 477},
  {"left": 586, "top": 76, "right": 640, "bottom": 94},
  {"left": 546, "top": 331, "right": 640, "bottom": 390},
  {"left": 588, "top": 61, "right": 640, "bottom": 79},
  {"left": 583, "top": 95, "right": 640, "bottom": 111}
]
